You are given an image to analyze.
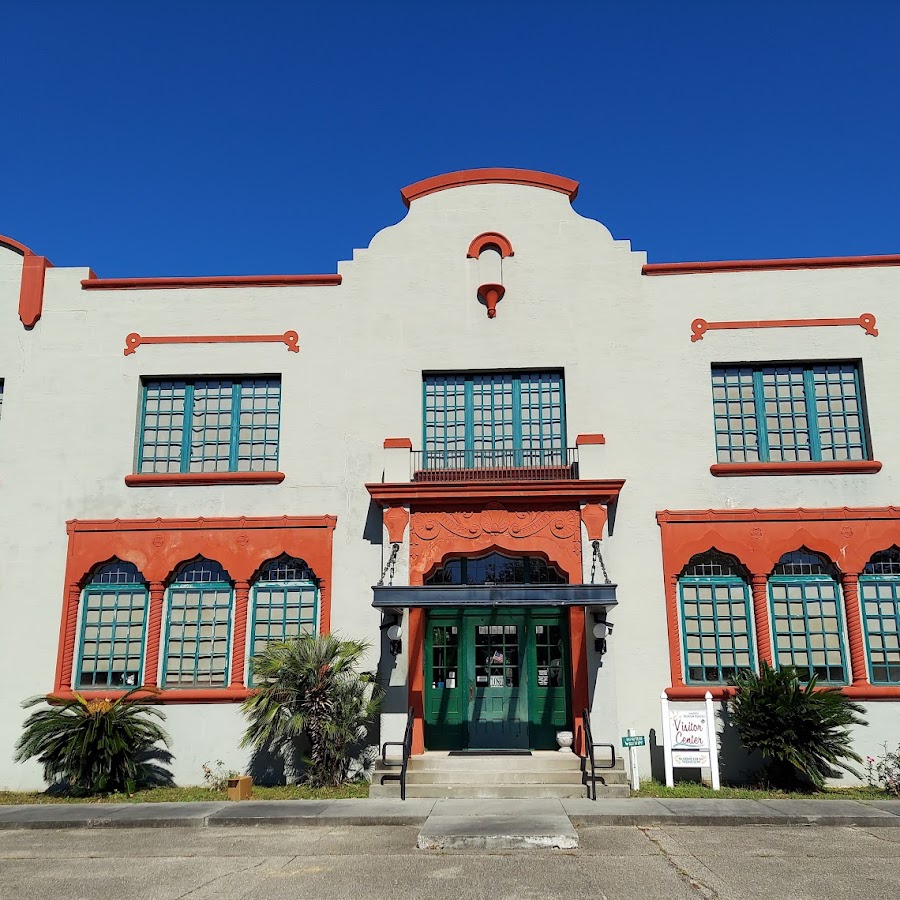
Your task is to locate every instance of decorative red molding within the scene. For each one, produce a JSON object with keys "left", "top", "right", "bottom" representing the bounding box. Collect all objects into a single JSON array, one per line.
[
  {"left": 840, "top": 572, "right": 868, "bottom": 687},
  {"left": 569, "top": 606, "right": 590, "bottom": 756},
  {"left": 383, "top": 506, "right": 410, "bottom": 544},
  {"left": 667, "top": 685, "right": 900, "bottom": 701},
  {"left": 143, "top": 582, "right": 165, "bottom": 688},
  {"left": 56, "top": 515, "right": 337, "bottom": 698},
  {"left": 230, "top": 581, "right": 251, "bottom": 688},
  {"left": 581, "top": 503, "right": 607, "bottom": 541},
  {"left": 710, "top": 461, "right": 882, "bottom": 477},
  {"left": 52, "top": 688, "right": 252, "bottom": 704},
  {"left": 643, "top": 254, "right": 900, "bottom": 276},
  {"left": 408, "top": 607, "right": 426, "bottom": 754},
  {"left": 124, "top": 331, "right": 299, "bottom": 356},
  {"left": 125, "top": 472, "right": 285, "bottom": 487},
  {"left": 401, "top": 168, "right": 579, "bottom": 208},
  {"left": 691, "top": 313, "right": 878, "bottom": 342},
  {"left": 467, "top": 232, "right": 514, "bottom": 259},
  {"left": 576, "top": 434, "right": 606, "bottom": 446},
  {"left": 383, "top": 438, "right": 413, "bottom": 449},
  {"left": 82, "top": 274, "right": 341, "bottom": 290},
  {"left": 19, "top": 255, "right": 54, "bottom": 327},
  {"left": 478, "top": 283, "right": 505, "bottom": 318},
  {"left": 0, "top": 234, "right": 38, "bottom": 257},
  {"left": 750, "top": 575, "right": 773, "bottom": 667}
]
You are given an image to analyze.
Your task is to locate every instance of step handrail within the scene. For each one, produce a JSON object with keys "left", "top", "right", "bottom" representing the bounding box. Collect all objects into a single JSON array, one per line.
[
  {"left": 379, "top": 707, "right": 414, "bottom": 801},
  {"left": 580, "top": 708, "right": 616, "bottom": 801}
]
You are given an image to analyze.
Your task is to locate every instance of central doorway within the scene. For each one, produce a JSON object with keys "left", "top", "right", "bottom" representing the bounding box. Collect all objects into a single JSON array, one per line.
[{"left": 424, "top": 607, "right": 571, "bottom": 750}]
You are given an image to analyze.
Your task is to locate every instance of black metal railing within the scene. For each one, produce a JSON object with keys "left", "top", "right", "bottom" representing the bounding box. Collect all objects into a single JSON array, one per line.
[
  {"left": 379, "top": 707, "right": 414, "bottom": 801},
  {"left": 412, "top": 447, "right": 579, "bottom": 482},
  {"left": 580, "top": 707, "right": 616, "bottom": 801}
]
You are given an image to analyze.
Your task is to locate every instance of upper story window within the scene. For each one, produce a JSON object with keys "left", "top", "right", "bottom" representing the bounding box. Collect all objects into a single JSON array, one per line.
[
  {"left": 423, "top": 371, "right": 565, "bottom": 468},
  {"left": 138, "top": 377, "right": 280, "bottom": 475},
  {"left": 425, "top": 552, "right": 567, "bottom": 585},
  {"left": 860, "top": 548, "right": 900, "bottom": 685},
  {"left": 711, "top": 363, "right": 868, "bottom": 464}
]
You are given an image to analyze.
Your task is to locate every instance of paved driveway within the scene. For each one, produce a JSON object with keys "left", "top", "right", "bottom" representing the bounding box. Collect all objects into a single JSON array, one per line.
[{"left": 0, "top": 823, "right": 898, "bottom": 899}]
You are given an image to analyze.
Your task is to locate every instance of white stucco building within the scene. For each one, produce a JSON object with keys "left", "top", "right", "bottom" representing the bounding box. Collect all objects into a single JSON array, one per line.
[{"left": 2, "top": 167, "right": 899, "bottom": 790}]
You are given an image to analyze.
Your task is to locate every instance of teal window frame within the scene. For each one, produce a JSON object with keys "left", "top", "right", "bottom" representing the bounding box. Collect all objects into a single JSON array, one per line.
[
  {"left": 75, "top": 561, "right": 149, "bottom": 689},
  {"left": 860, "top": 549, "right": 900, "bottom": 685},
  {"left": 422, "top": 371, "right": 566, "bottom": 468},
  {"left": 678, "top": 553, "right": 756, "bottom": 684},
  {"left": 138, "top": 377, "right": 281, "bottom": 475},
  {"left": 248, "top": 556, "right": 319, "bottom": 686},
  {"left": 162, "top": 559, "right": 233, "bottom": 688},
  {"left": 711, "top": 362, "right": 868, "bottom": 464},
  {"left": 768, "top": 550, "right": 848, "bottom": 684}
]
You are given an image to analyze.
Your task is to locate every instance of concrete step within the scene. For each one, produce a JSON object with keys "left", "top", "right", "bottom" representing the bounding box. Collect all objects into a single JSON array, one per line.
[
  {"left": 369, "top": 783, "right": 631, "bottom": 800},
  {"left": 396, "top": 770, "right": 629, "bottom": 785},
  {"left": 399, "top": 753, "right": 623, "bottom": 772}
]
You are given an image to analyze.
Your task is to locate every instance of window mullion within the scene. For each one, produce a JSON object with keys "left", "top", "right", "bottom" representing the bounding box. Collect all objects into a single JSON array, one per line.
[
  {"left": 137, "top": 382, "right": 148, "bottom": 472},
  {"left": 512, "top": 376, "right": 523, "bottom": 466},
  {"left": 464, "top": 378, "right": 474, "bottom": 467},
  {"left": 751, "top": 370, "right": 770, "bottom": 462},
  {"left": 229, "top": 382, "right": 242, "bottom": 471},
  {"left": 181, "top": 383, "right": 195, "bottom": 473},
  {"left": 803, "top": 368, "right": 822, "bottom": 461}
]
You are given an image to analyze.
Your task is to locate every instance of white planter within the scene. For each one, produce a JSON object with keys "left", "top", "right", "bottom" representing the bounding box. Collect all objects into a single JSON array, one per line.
[{"left": 556, "top": 730, "right": 574, "bottom": 753}]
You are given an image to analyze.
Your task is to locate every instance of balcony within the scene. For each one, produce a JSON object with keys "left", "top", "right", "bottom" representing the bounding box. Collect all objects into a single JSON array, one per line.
[{"left": 411, "top": 448, "right": 579, "bottom": 483}]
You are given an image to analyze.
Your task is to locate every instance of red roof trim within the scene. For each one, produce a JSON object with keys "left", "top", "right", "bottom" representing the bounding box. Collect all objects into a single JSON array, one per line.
[
  {"left": 0, "top": 235, "right": 36, "bottom": 257},
  {"left": 81, "top": 274, "right": 341, "bottom": 290},
  {"left": 643, "top": 254, "right": 900, "bottom": 276},
  {"left": 401, "top": 168, "right": 579, "bottom": 208}
]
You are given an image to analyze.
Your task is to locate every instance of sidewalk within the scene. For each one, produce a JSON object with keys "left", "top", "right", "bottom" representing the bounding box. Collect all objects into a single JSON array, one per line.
[{"left": 0, "top": 797, "right": 898, "bottom": 831}]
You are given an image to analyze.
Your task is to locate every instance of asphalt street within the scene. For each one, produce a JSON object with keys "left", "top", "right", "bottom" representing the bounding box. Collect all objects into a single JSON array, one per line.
[{"left": 0, "top": 824, "right": 898, "bottom": 900}]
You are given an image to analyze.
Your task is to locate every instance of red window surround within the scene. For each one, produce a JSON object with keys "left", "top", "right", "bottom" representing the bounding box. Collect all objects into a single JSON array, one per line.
[
  {"left": 54, "top": 515, "right": 336, "bottom": 703},
  {"left": 657, "top": 507, "right": 900, "bottom": 701}
]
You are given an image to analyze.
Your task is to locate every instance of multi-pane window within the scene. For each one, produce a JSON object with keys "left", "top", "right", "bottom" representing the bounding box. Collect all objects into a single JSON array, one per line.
[
  {"left": 678, "top": 551, "right": 755, "bottom": 683},
  {"left": 138, "top": 377, "right": 280, "bottom": 474},
  {"left": 423, "top": 372, "right": 565, "bottom": 468},
  {"left": 249, "top": 556, "right": 319, "bottom": 683},
  {"left": 425, "top": 552, "right": 567, "bottom": 586},
  {"left": 769, "top": 549, "right": 847, "bottom": 683},
  {"left": 76, "top": 561, "right": 148, "bottom": 688},
  {"left": 860, "top": 548, "right": 900, "bottom": 684},
  {"left": 163, "top": 558, "right": 233, "bottom": 687},
  {"left": 474, "top": 624, "right": 520, "bottom": 688},
  {"left": 711, "top": 363, "right": 867, "bottom": 463}
]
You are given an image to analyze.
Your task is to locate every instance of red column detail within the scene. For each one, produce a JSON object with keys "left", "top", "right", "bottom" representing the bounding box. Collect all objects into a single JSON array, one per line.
[
  {"left": 143, "top": 582, "right": 166, "bottom": 688},
  {"left": 569, "top": 607, "right": 590, "bottom": 756},
  {"left": 408, "top": 607, "right": 425, "bottom": 754},
  {"left": 665, "top": 574, "right": 685, "bottom": 686},
  {"left": 59, "top": 583, "right": 82, "bottom": 691},
  {"left": 841, "top": 572, "right": 868, "bottom": 686},
  {"left": 750, "top": 574, "right": 773, "bottom": 667},
  {"left": 230, "top": 581, "right": 251, "bottom": 688}
]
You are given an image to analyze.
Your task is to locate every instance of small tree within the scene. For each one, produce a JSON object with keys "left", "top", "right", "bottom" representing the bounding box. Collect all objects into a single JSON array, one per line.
[
  {"left": 241, "top": 633, "right": 382, "bottom": 787},
  {"left": 729, "top": 663, "right": 867, "bottom": 790},
  {"left": 15, "top": 689, "right": 173, "bottom": 796}
]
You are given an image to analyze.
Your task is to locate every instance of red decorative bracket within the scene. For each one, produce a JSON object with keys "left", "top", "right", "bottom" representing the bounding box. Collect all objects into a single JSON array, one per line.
[
  {"left": 467, "top": 232, "right": 514, "bottom": 259},
  {"left": 124, "top": 331, "right": 299, "bottom": 356},
  {"left": 691, "top": 313, "right": 878, "bottom": 342},
  {"left": 478, "top": 283, "right": 505, "bottom": 319}
]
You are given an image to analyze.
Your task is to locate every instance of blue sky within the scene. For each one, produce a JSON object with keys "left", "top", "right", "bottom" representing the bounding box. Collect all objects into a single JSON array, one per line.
[{"left": 2, "top": 3, "right": 899, "bottom": 276}]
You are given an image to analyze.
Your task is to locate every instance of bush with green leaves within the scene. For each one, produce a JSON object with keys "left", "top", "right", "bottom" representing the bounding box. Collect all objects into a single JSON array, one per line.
[
  {"left": 865, "top": 744, "right": 900, "bottom": 796},
  {"left": 241, "top": 633, "right": 382, "bottom": 787},
  {"left": 728, "top": 662, "right": 867, "bottom": 790},
  {"left": 15, "top": 688, "right": 173, "bottom": 796}
]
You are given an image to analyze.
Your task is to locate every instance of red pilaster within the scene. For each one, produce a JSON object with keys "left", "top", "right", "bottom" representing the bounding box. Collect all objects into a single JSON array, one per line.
[
  {"left": 143, "top": 582, "right": 166, "bottom": 687},
  {"left": 230, "top": 581, "right": 251, "bottom": 687},
  {"left": 841, "top": 572, "right": 868, "bottom": 686},
  {"left": 569, "top": 606, "right": 590, "bottom": 756},
  {"left": 750, "top": 574, "right": 773, "bottom": 666},
  {"left": 408, "top": 607, "right": 426, "bottom": 754}
]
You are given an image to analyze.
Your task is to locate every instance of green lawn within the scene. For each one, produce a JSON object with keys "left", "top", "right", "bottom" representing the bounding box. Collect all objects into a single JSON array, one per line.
[
  {"left": 0, "top": 782, "right": 370, "bottom": 805},
  {"left": 634, "top": 781, "right": 892, "bottom": 801}
]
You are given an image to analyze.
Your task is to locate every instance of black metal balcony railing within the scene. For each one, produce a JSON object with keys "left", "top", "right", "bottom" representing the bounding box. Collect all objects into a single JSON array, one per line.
[{"left": 411, "top": 447, "right": 579, "bottom": 482}]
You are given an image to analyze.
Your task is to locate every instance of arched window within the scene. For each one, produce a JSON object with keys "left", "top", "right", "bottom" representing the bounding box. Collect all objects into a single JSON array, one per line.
[
  {"left": 77, "top": 560, "right": 148, "bottom": 688},
  {"left": 769, "top": 549, "right": 847, "bottom": 683},
  {"left": 425, "top": 551, "right": 567, "bottom": 586},
  {"left": 860, "top": 548, "right": 900, "bottom": 684},
  {"left": 678, "top": 551, "right": 755, "bottom": 683},
  {"left": 249, "top": 556, "right": 319, "bottom": 681},
  {"left": 162, "top": 558, "right": 233, "bottom": 688}
]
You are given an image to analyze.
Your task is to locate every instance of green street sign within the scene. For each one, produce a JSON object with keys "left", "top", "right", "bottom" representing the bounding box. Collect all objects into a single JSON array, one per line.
[{"left": 621, "top": 735, "right": 646, "bottom": 748}]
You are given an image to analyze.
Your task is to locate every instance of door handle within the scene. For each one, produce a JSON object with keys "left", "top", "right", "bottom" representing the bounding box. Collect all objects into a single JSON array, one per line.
[{"left": 468, "top": 682, "right": 475, "bottom": 702}]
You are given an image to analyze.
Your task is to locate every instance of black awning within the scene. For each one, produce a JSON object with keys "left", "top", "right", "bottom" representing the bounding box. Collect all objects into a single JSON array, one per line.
[{"left": 371, "top": 583, "right": 617, "bottom": 609}]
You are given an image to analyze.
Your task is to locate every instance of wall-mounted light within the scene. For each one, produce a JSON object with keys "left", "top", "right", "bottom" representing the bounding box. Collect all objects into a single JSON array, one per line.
[
  {"left": 592, "top": 611, "right": 614, "bottom": 658},
  {"left": 386, "top": 623, "right": 403, "bottom": 657}
]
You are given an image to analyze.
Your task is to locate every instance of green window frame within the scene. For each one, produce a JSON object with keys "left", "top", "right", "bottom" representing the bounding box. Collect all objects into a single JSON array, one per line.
[
  {"left": 768, "top": 549, "right": 848, "bottom": 684},
  {"left": 162, "top": 558, "right": 233, "bottom": 688},
  {"left": 425, "top": 552, "right": 567, "bottom": 586},
  {"left": 423, "top": 372, "right": 565, "bottom": 468},
  {"left": 76, "top": 561, "right": 149, "bottom": 689},
  {"left": 138, "top": 377, "right": 280, "bottom": 474},
  {"left": 860, "top": 548, "right": 900, "bottom": 685},
  {"left": 711, "top": 362, "right": 868, "bottom": 463},
  {"left": 248, "top": 556, "right": 319, "bottom": 685},
  {"left": 678, "top": 551, "right": 756, "bottom": 684}
]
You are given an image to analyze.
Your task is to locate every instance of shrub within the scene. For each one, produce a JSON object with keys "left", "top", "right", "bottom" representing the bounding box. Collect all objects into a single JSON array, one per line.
[
  {"left": 202, "top": 759, "right": 239, "bottom": 791},
  {"left": 14, "top": 688, "right": 173, "bottom": 796},
  {"left": 241, "top": 633, "right": 383, "bottom": 787},
  {"left": 729, "top": 662, "right": 867, "bottom": 790},
  {"left": 865, "top": 744, "right": 900, "bottom": 796}
]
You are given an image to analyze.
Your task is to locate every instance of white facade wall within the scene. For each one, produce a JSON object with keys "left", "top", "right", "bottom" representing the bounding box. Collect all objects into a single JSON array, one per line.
[{"left": 2, "top": 179, "right": 899, "bottom": 788}]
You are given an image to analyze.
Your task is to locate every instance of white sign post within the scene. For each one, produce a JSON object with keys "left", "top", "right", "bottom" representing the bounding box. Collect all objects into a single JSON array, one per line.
[
  {"left": 626, "top": 727, "right": 640, "bottom": 792},
  {"left": 661, "top": 690, "right": 720, "bottom": 790}
]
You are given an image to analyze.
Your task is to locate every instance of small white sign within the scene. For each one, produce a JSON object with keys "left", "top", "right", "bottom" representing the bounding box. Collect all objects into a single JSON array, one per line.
[
  {"left": 672, "top": 752, "right": 709, "bottom": 767},
  {"left": 660, "top": 691, "right": 721, "bottom": 791}
]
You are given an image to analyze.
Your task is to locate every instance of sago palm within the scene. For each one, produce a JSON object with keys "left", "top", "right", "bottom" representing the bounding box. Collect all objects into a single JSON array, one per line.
[
  {"left": 15, "top": 688, "right": 173, "bottom": 796},
  {"left": 729, "top": 663, "right": 867, "bottom": 789},
  {"left": 241, "top": 633, "right": 382, "bottom": 787}
]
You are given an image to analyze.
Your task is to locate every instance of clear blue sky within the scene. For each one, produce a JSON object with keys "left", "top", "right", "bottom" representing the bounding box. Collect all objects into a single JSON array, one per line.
[{"left": 3, "top": 2, "right": 899, "bottom": 277}]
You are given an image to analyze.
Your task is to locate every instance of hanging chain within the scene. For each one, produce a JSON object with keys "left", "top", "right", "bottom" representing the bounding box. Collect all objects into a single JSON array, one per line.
[
  {"left": 378, "top": 543, "right": 400, "bottom": 586},
  {"left": 590, "top": 540, "right": 611, "bottom": 585}
]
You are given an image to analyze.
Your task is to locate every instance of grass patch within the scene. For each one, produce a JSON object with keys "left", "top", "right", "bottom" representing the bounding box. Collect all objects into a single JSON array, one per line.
[
  {"left": 0, "top": 782, "right": 370, "bottom": 805},
  {"left": 634, "top": 780, "right": 891, "bottom": 801}
]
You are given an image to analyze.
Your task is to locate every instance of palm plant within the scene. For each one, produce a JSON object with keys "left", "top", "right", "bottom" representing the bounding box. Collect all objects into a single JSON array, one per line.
[
  {"left": 241, "top": 633, "right": 382, "bottom": 787},
  {"left": 15, "top": 688, "right": 173, "bottom": 796},
  {"left": 729, "top": 662, "right": 867, "bottom": 789}
]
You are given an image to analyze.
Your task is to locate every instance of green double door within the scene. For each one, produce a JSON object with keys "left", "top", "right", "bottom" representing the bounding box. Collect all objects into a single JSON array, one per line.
[{"left": 424, "top": 608, "right": 570, "bottom": 750}]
